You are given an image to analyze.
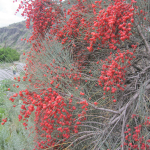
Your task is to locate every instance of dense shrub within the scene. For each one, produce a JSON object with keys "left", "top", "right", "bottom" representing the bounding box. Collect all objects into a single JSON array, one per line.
[
  {"left": 0, "top": 47, "right": 20, "bottom": 62},
  {"left": 2, "top": 0, "right": 149, "bottom": 149}
]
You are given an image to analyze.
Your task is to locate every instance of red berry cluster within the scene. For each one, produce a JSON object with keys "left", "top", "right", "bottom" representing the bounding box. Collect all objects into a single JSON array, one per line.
[
  {"left": 10, "top": 86, "right": 86, "bottom": 149},
  {"left": 8, "top": 59, "right": 88, "bottom": 149},
  {"left": 9, "top": 0, "right": 144, "bottom": 149},
  {"left": 98, "top": 49, "right": 136, "bottom": 101},
  {"left": 123, "top": 115, "right": 150, "bottom": 150},
  {"left": 14, "top": 0, "right": 137, "bottom": 52},
  {"left": 1, "top": 118, "right": 7, "bottom": 125}
]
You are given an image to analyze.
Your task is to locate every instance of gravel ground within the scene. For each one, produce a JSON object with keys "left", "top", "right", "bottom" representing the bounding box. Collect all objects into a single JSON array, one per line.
[{"left": 0, "top": 62, "right": 25, "bottom": 81}]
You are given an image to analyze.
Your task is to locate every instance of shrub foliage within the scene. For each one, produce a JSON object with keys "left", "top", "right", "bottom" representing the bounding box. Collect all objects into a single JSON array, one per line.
[
  {"left": 0, "top": 47, "right": 20, "bottom": 62},
  {"left": 2, "top": 0, "right": 150, "bottom": 149}
]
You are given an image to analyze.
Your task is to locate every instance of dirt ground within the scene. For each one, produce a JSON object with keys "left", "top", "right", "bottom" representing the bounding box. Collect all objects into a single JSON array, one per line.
[{"left": 0, "top": 62, "right": 25, "bottom": 81}]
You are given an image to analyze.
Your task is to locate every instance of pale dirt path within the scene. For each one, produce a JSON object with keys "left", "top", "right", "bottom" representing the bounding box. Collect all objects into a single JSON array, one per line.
[{"left": 0, "top": 62, "right": 25, "bottom": 81}]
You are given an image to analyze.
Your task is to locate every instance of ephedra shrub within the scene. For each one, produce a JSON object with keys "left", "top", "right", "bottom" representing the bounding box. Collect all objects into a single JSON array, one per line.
[{"left": 4, "top": 0, "right": 150, "bottom": 149}]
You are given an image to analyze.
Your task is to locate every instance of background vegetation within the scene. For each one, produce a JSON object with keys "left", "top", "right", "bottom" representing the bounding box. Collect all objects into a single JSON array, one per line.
[{"left": 0, "top": 47, "right": 20, "bottom": 62}]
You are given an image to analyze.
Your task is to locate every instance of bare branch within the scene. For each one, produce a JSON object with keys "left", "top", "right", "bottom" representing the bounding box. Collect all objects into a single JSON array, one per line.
[{"left": 135, "top": 22, "right": 150, "bottom": 54}]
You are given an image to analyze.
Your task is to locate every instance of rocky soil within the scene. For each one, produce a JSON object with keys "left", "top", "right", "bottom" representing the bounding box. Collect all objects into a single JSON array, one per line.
[{"left": 0, "top": 62, "right": 25, "bottom": 81}]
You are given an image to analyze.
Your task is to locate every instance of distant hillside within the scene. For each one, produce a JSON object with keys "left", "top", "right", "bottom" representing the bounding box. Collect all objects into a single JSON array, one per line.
[{"left": 0, "top": 21, "right": 32, "bottom": 61}]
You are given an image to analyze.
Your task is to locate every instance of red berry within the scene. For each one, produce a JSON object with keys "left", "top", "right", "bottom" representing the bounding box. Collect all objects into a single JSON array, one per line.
[
  {"left": 94, "top": 102, "right": 98, "bottom": 105},
  {"left": 113, "top": 99, "right": 116, "bottom": 102}
]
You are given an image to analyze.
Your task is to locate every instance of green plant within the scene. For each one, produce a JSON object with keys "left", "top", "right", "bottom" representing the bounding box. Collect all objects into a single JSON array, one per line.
[
  {"left": 0, "top": 47, "right": 20, "bottom": 62},
  {"left": 0, "top": 108, "right": 5, "bottom": 122},
  {"left": 0, "top": 78, "right": 35, "bottom": 150},
  {"left": 0, "top": 79, "right": 12, "bottom": 92}
]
